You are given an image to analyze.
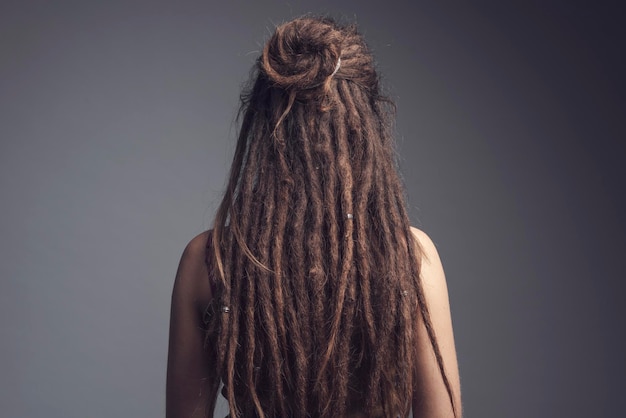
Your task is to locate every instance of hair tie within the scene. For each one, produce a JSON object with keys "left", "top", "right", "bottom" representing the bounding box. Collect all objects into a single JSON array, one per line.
[{"left": 331, "top": 57, "right": 341, "bottom": 77}]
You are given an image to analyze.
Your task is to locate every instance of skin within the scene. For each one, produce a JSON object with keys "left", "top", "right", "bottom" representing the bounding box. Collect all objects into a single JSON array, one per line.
[
  {"left": 410, "top": 227, "right": 462, "bottom": 417},
  {"left": 166, "top": 228, "right": 462, "bottom": 417}
]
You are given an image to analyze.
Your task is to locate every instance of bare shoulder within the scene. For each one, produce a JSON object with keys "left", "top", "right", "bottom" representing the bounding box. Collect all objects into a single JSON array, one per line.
[
  {"left": 167, "top": 230, "right": 214, "bottom": 417},
  {"left": 172, "top": 230, "right": 213, "bottom": 310},
  {"left": 409, "top": 226, "right": 462, "bottom": 416},
  {"left": 410, "top": 227, "right": 445, "bottom": 281},
  {"left": 409, "top": 226, "right": 450, "bottom": 317},
  {"left": 182, "top": 230, "right": 211, "bottom": 260}
]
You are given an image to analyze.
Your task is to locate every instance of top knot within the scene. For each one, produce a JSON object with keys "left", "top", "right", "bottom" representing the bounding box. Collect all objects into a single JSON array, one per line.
[{"left": 261, "top": 17, "right": 343, "bottom": 93}]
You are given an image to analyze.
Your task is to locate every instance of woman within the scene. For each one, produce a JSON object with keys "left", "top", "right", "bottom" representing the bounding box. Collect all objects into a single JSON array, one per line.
[{"left": 167, "top": 16, "right": 461, "bottom": 418}]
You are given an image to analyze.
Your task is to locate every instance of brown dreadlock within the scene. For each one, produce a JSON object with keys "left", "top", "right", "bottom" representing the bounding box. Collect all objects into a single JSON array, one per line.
[{"left": 203, "top": 16, "right": 456, "bottom": 418}]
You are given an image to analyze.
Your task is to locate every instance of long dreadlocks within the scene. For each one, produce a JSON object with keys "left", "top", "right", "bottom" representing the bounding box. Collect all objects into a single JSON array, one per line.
[{"left": 203, "top": 16, "right": 456, "bottom": 418}]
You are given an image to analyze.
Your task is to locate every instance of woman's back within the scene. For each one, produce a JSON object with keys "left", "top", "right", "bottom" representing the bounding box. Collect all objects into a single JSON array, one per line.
[
  {"left": 166, "top": 16, "right": 461, "bottom": 418},
  {"left": 167, "top": 228, "right": 460, "bottom": 417}
]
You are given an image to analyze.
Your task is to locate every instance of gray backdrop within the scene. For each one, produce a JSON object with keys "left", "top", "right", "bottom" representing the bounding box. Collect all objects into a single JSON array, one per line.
[{"left": 1, "top": 1, "right": 624, "bottom": 417}]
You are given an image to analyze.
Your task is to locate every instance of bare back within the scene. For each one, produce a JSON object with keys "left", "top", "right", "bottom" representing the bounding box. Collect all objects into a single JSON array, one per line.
[{"left": 166, "top": 228, "right": 461, "bottom": 417}]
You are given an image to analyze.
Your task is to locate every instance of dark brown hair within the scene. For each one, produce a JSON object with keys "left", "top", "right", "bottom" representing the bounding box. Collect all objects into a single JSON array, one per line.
[{"left": 204, "top": 16, "right": 455, "bottom": 418}]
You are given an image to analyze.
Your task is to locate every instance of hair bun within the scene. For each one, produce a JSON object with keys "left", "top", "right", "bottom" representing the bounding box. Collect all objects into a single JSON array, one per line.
[{"left": 261, "top": 17, "right": 342, "bottom": 92}]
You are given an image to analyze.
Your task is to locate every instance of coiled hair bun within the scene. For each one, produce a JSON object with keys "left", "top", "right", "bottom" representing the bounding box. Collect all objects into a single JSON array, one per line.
[{"left": 261, "top": 17, "right": 344, "bottom": 93}]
